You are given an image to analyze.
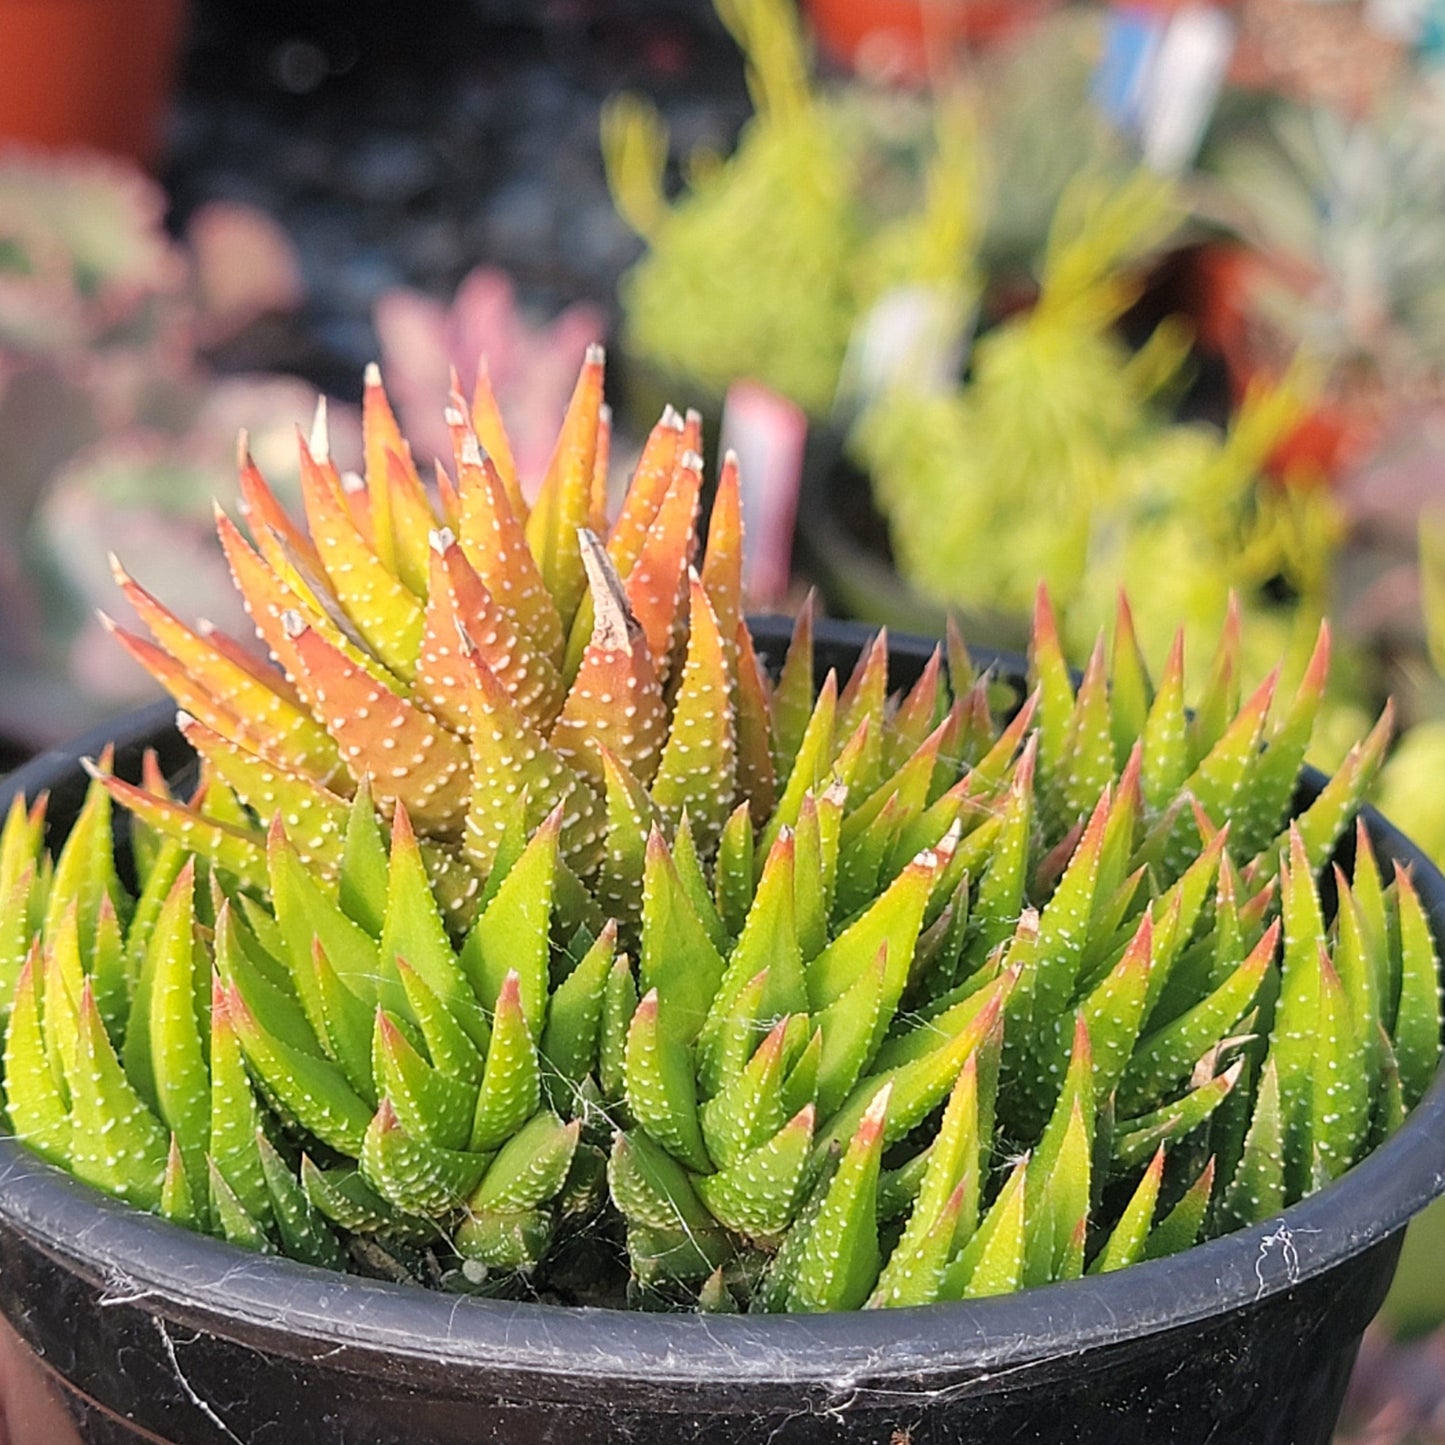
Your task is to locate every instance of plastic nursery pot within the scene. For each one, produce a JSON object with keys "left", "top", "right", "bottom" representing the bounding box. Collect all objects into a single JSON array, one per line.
[
  {"left": 0, "top": 0, "right": 187, "bottom": 165},
  {"left": 0, "top": 620, "right": 1443, "bottom": 1445}
]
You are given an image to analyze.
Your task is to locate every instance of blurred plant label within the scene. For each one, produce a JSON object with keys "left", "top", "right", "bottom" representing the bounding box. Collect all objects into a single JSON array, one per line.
[
  {"left": 839, "top": 284, "right": 972, "bottom": 408},
  {"left": 720, "top": 381, "right": 807, "bottom": 609},
  {"left": 1366, "top": 0, "right": 1431, "bottom": 42},
  {"left": 1095, "top": 8, "right": 1164, "bottom": 133},
  {"left": 1096, "top": 6, "right": 1234, "bottom": 173},
  {"left": 1139, "top": 7, "right": 1235, "bottom": 174}
]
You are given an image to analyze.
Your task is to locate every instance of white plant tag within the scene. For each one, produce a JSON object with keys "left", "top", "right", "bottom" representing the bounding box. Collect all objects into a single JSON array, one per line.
[
  {"left": 838, "top": 282, "right": 973, "bottom": 408},
  {"left": 719, "top": 381, "right": 808, "bottom": 610},
  {"left": 1140, "top": 6, "right": 1236, "bottom": 175}
]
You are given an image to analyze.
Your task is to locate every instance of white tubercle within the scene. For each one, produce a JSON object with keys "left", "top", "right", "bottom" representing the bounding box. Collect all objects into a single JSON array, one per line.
[{"left": 309, "top": 395, "right": 330, "bottom": 463}]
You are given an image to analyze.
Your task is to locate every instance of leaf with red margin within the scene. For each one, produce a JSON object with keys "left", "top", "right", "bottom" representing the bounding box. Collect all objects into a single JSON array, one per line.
[
  {"left": 417, "top": 529, "right": 565, "bottom": 734},
  {"left": 734, "top": 620, "right": 777, "bottom": 827},
  {"left": 700, "top": 450, "right": 744, "bottom": 670},
  {"left": 455, "top": 431, "right": 565, "bottom": 667},
  {"left": 297, "top": 436, "right": 425, "bottom": 682},
  {"left": 608, "top": 404, "right": 684, "bottom": 574},
  {"left": 85, "top": 768, "right": 268, "bottom": 892},
  {"left": 462, "top": 649, "right": 601, "bottom": 875},
  {"left": 177, "top": 712, "right": 352, "bottom": 872},
  {"left": 287, "top": 618, "right": 469, "bottom": 837},
  {"left": 526, "top": 344, "right": 606, "bottom": 630},
  {"left": 651, "top": 576, "right": 736, "bottom": 854},
  {"left": 109, "top": 560, "right": 343, "bottom": 784},
  {"left": 624, "top": 453, "right": 702, "bottom": 688},
  {"left": 550, "top": 533, "right": 667, "bottom": 793},
  {"left": 467, "top": 359, "right": 527, "bottom": 522}
]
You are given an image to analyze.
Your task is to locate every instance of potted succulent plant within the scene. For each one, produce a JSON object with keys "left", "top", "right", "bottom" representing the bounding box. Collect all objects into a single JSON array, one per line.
[{"left": 0, "top": 348, "right": 1440, "bottom": 1444}]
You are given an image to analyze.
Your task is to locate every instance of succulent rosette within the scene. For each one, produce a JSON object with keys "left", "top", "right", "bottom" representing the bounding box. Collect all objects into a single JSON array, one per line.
[{"left": 0, "top": 350, "right": 1436, "bottom": 1312}]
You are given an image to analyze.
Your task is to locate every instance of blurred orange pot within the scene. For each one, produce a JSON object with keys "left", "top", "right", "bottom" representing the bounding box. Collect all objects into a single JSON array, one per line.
[
  {"left": 1191, "top": 244, "right": 1380, "bottom": 487},
  {"left": 0, "top": 0, "right": 186, "bottom": 165},
  {"left": 802, "top": 0, "right": 1058, "bottom": 79}
]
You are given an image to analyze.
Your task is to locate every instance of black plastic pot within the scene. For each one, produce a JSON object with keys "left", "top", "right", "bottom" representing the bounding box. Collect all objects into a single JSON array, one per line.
[{"left": 0, "top": 618, "right": 1442, "bottom": 1445}]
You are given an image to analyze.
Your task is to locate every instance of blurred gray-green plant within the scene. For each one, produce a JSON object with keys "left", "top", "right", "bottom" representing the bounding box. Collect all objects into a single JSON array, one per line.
[
  {"left": 1204, "top": 96, "right": 1445, "bottom": 403},
  {"left": 0, "top": 147, "right": 339, "bottom": 747}
]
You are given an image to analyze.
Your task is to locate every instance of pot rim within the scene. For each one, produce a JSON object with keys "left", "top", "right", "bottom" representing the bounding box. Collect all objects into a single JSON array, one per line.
[{"left": 1, "top": 617, "right": 1441, "bottom": 1395}]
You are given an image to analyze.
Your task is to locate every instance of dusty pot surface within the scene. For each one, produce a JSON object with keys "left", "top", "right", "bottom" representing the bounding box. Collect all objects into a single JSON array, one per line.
[{"left": 0, "top": 620, "right": 1441, "bottom": 1445}]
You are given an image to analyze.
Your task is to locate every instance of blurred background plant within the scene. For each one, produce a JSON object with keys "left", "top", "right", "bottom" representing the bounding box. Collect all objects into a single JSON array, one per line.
[{"left": 0, "top": 147, "right": 338, "bottom": 753}]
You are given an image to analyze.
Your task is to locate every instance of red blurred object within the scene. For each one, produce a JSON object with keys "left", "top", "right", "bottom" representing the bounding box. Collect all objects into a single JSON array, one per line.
[
  {"left": 1191, "top": 243, "right": 1377, "bottom": 487},
  {"left": 801, "top": 0, "right": 1059, "bottom": 80},
  {"left": 0, "top": 0, "right": 187, "bottom": 165}
]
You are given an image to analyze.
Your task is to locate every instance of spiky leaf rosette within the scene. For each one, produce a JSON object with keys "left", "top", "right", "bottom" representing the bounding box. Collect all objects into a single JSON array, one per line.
[{"left": 1, "top": 359, "right": 1437, "bottom": 1312}]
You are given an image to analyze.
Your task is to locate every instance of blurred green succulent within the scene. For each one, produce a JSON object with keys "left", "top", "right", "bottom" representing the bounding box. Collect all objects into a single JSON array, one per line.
[
  {"left": 0, "top": 358, "right": 1435, "bottom": 1311},
  {"left": 856, "top": 168, "right": 1352, "bottom": 711},
  {"left": 603, "top": 0, "right": 982, "bottom": 417}
]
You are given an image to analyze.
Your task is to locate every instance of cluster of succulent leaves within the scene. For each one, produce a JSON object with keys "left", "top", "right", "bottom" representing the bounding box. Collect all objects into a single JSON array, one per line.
[
  {"left": 0, "top": 349, "right": 1440, "bottom": 1315},
  {"left": 603, "top": 0, "right": 982, "bottom": 416},
  {"left": 854, "top": 165, "right": 1349, "bottom": 706}
]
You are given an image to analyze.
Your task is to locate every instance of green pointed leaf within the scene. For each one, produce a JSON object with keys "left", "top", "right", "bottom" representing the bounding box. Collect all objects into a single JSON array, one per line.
[
  {"left": 3, "top": 950, "right": 69, "bottom": 1162},
  {"left": 699, "top": 1016, "right": 792, "bottom": 1170},
  {"left": 44, "top": 766, "right": 123, "bottom": 958},
  {"left": 69, "top": 984, "right": 168, "bottom": 1210},
  {"left": 1393, "top": 868, "right": 1443, "bottom": 1109},
  {"left": 1220, "top": 1060, "right": 1285, "bottom": 1228},
  {"left": 639, "top": 829, "right": 725, "bottom": 1044},
  {"left": 339, "top": 777, "right": 391, "bottom": 936},
  {"left": 257, "top": 1131, "right": 344, "bottom": 1269},
  {"left": 362, "top": 1098, "right": 490, "bottom": 1215},
  {"left": 599, "top": 955, "right": 638, "bottom": 1105},
  {"left": 208, "top": 978, "right": 271, "bottom": 1228},
  {"left": 942, "top": 1157, "right": 1027, "bottom": 1301},
  {"left": 1115, "top": 1062, "right": 1240, "bottom": 1171},
  {"left": 470, "top": 972, "right": 541, "bottom": 1151},
  {"left": 672, "top": 813, "right": 731, "bottom": 957},
  {"left": 787, "top": 1086, "right": 889, "bottom": 1313},
  {"left": 460, "top": 808, "right": 559, "bottom": 1036},
  {"left": 396, "top": 957, "right": 486, "bottom": 1090},
  {"left": 1119, "top": 921, "right": 1276, "bottom": 1117},
  {"left": 381, "top": 806, "right": 490, "bottom": 1051},
  {"left": 160, "top": 1137, "right": 201, "bottom": 1231},
  {"left": 541, "top": 921, "right": 616, "bottom": 1112},
  {"left": 1144, "top": 1157, "right": 1215, "bottom": 1261},
  {"left": 608, "top": 1130, "right": 729, "bottom": 1283},
  {"left": 760, "top": 673, "right": 838, "bottom": 859},
  {"left": 1109, "top": 596, "right": 1152, "bottom": 768},
  {"left": 301, "top": 1157, "right": 437, "bottom": 1240},
  {"left": 1140, "top": 633, "right": 1188, "bottom": 813},
  {"left": 229, "top": 984, "right": 374, "bottom": 1154},
  {"left": 468, "top": 1110, "right": 579, "bottom": 1212},
  {"left": 807, "top": 845, "right": 940, "bottom": 1010},
  {"left": 209, "top": 1159, "right": 272, "bottom": 1252},
  {"left": 696, "top": 1104, "right": 813, "bottom": 1239},
  {"left": 815, "top": 946, "right": 889, "bottom": 1119},
  {"left": 715, "top": 802, "right": 755, "bottom": 938},
  {"left": 871, "top": 1056, "right": 983, "bottom": 1307},
  {"left": 625, "top": 989, "right": 710, "bottom": 1172},
  {"left": 771, "top": 600, "right": 816, "bottom": 778},
  {"left": 374, "top": 1009, "right": 475, "bottom": 1150},
  {"left": 1091, "top": 1148, "right": 1165, "bottom": 1274}
]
